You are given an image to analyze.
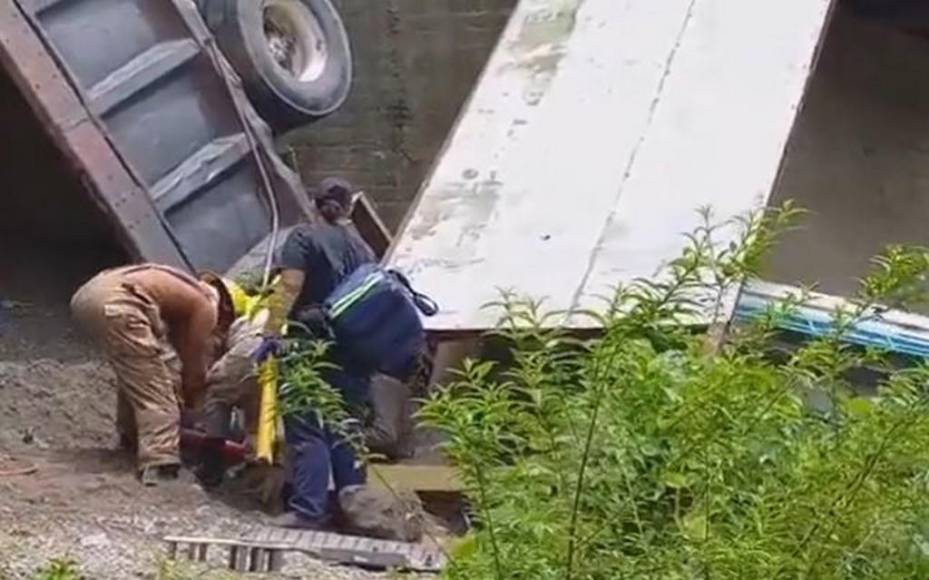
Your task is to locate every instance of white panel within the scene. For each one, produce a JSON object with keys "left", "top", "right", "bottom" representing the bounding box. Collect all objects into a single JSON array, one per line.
[{"left": 389, "top": 0, "right": 834, "bottom": 332}]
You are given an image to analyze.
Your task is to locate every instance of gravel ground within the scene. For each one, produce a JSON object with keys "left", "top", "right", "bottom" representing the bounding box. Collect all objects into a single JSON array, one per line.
[
  {"left": 0, "top": 389, "right": 417, "bottom": 580},
  {"left": 0, "top": 285, "right": 423, "bottom": 579}
]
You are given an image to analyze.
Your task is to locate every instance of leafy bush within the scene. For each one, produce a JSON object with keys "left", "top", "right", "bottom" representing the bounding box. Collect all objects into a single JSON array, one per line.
[
  {"left": 277, "top": 337, "right": 368, "bottom": 458},
  {"left": 420, "top": 205, "right": 929, "bottom": 579}
]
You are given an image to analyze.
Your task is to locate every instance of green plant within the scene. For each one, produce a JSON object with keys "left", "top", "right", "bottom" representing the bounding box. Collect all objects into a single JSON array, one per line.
[
  {"left": 153, "top": 558, "right": 237, "bottom": 580},
  {"left": 33, "top": 558, "right": 82, "bottom": 580},
  {"left": 420, "top": 204, "right": 929, "bottom": 579},
  {"left": 277, "top": 337, "right": 368, "bottom": 459}
]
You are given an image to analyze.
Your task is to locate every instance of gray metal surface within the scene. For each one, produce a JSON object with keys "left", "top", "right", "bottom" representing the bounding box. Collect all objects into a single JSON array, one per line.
[
  {"left": 245, "top": 527, "right": 447, "bottom": 572},
  {"left": 388, "top": 0, "right": 835, "bottom": 332},
  {"left": 2, "top": 0, "right": 310, "bottom": 273},
  {"left": 166, "top": 528, "right": 448, "bottom": 573}
]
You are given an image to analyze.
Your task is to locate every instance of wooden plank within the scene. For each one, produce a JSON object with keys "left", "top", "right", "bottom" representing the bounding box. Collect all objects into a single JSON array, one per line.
[
  {"left": 370, "top": 464, "right": 464, "bottom": 492},
  {"left": 353, "top": 191, "right": 393, "bottom": 258}
]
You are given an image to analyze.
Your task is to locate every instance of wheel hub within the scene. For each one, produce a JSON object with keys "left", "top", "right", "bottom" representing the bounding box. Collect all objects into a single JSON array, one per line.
[{"left": 262, "top": 1, "right": 328, "bottom": 83}]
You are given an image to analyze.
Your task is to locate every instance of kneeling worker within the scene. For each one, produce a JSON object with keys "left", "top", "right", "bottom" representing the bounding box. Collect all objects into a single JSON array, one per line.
[
  {"left": 264, "top": 177, "right": 377, "bottom": 529},
  {"left": 71, "top": 264, "right": 231, "bottom": 485}
]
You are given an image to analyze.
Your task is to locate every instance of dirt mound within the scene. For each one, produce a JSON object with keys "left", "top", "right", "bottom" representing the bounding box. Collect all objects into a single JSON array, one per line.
[{"left": 0, "top": 358, "right": 115, "bottom": 451}]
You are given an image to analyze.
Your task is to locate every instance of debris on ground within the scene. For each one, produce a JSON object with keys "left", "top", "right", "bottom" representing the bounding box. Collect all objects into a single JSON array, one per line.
[
  {"left": 0, "top": 449, "right": 419, "bottom": 579},
  {"left": 0, "top": 276, "right": 417, "bottom": 579}
]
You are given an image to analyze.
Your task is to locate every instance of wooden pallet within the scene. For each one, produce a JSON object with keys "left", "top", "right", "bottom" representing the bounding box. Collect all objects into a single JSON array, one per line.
[{"left": 165, "top": 528, "right": 447, "bottom": 573}]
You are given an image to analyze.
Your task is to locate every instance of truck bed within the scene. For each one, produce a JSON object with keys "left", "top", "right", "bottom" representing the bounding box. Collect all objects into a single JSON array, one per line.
[
  {"left": 0, "top": 0, "right": 309, "bottom": 273},
  {"left": 388, "top": 0, "right": 835, "bottom": 332}
]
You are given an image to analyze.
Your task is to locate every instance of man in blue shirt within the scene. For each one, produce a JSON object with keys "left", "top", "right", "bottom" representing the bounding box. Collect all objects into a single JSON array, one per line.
[{"left": 264, "top": 177, "right": 376, "bottom": 529}]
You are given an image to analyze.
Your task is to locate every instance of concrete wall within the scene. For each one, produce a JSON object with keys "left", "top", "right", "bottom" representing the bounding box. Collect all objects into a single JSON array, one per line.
[
  {"left": 281, "top": 0, "right": 517, "bottom": 231},
  {"left": 766, "top": 10, "right": 929, "bottom": 298}
]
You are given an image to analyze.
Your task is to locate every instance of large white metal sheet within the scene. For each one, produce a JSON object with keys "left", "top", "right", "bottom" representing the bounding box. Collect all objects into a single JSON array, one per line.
[{"left": 389, "top": 0, "right": 834, "bottom": 332}]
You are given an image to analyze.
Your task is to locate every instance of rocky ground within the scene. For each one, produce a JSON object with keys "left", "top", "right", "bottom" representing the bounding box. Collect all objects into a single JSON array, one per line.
[{"left": 0, "top": 254, "right": 421, "bottom": 580}]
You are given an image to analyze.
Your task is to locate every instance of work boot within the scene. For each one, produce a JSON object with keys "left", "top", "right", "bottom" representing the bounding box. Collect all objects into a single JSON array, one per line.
[
  {"left": 270, "top": 512, "right": 330, "bottom": 531},
  {"left": 139, "top": 464, "right": 180, "bottom": 487}
]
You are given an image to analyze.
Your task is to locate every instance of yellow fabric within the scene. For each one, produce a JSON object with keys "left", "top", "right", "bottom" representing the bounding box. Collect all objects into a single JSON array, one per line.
[
  {"left": 225, "top": 279, "right": 250, "bottom": 317},
  {"left": 256, "top": 357, "right": 279, "bottom": 464},
  {"left": 219, "top": 278, "right": 283, "bottom": 465},
  {"left": 238, "top": 278, "right": 282, "bottom": 465}
]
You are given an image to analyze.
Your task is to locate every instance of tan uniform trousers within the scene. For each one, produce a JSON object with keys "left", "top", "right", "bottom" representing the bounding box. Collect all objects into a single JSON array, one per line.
[
  {"left": 203, "top": 316, "right": 263, "bottom": 452},
  {"left": 71, "top": 273, "right": 181, "bottom": 471}
]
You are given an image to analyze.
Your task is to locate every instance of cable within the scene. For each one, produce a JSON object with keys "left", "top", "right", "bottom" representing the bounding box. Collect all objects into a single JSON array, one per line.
[{"left": 201, "top": 37, "right": 282, "bottom": 290}]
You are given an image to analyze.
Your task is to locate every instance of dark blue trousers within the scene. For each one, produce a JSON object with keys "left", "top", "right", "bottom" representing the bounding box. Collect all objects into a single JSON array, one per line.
[{"left": 285, "top": 364, "right": 369, "bottom": 522}]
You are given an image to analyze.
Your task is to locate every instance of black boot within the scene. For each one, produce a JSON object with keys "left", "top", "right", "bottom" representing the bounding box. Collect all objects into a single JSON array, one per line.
[{"left": 195, "top": 438, "right": 227, "bottom": 489}]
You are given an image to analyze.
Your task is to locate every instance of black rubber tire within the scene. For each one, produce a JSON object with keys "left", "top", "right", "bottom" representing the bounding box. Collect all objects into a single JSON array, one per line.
[{"left": 200, "top": 0, "right": 353, "bottom": 132}]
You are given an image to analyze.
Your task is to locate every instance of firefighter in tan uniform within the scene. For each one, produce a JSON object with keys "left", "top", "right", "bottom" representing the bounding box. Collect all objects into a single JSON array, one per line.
[{"left": 71, "top": 264, "right": 230, "bottom": 485}]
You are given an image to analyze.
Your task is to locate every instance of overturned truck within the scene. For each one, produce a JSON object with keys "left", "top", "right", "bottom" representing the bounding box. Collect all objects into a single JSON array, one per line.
[{"left": 0, "top": 0, "right": 354, "bottom": 275}]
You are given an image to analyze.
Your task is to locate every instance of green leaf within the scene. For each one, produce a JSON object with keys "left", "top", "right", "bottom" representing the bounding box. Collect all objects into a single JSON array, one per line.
[
  {"left": 449, "top": 533, "right": 479, "bottom": 561},
  {"left": 662, "top": 472, "right": 691, "bottom": 490},
  {"left": 846, "top": 397, "right": 876, "bottom": 418},
  {"left": 681, "top": 510, "right": 709, "bottom": 543}
]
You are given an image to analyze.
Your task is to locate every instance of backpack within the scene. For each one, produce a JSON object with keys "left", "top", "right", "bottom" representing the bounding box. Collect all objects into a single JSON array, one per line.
[{"left": 322, "top": 262, "right": 438, "bottom": 378}]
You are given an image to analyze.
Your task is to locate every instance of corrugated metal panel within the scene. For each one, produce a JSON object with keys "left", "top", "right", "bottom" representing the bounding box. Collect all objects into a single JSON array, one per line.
[
  {"left": 7, "top": 0, "right": 309, "bottom": 273},
  {"left": 0, "top": 0, "right": 187, "bottom": 267},
  {"left": 388, "top": 0, "right": 835, "bottom": 332}
]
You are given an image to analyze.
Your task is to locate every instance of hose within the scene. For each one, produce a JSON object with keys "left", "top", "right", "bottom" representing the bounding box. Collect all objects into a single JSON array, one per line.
[{"left": 200, "top": 37, "right": 282, "bottom": 290}]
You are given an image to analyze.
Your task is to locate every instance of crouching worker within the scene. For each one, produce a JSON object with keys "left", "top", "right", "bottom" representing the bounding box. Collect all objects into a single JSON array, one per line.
[
  {"left": 71, "top": 264, "right": 231, "bottom": 485},
  {"left": 264, "top": 177, "right": 377, "bottom": 530},
  {"left": 195, "top": 302, "right": 266, "bottom": 488}
]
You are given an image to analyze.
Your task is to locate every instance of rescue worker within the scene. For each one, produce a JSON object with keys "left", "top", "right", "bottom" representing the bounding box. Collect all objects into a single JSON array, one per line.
[
  {"left": 195, "top": 279, "right": 266, "bottom": 488},
  {"left": 263, "top": 177, "right": 377, "bottom": 529},
  {"left": 71, "top": 264, "right": 232, "bottom": 485}
]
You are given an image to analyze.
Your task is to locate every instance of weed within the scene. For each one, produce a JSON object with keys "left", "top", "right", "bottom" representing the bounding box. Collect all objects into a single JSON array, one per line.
[
  {"left": 33, "top": 558, "right": 82, "bottom": 580},
  {"left": 277, "top": 337, "right": 369, "bottom": 460}
]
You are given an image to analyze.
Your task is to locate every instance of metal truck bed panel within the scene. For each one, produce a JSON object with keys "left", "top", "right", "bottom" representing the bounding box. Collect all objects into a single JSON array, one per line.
[
  {"left": 101, "top": 56, "right": 239, "bottom": 185},
  {"left": 389, "top": 0, "right": 835, "bottom": 332},
  {"left": 0, "top": 0, "right": 310, "bottom": 273},
  {"left": 38, "top": 0, "right": 186, "bottom": 90},
  {"left": 166, "top": 163, "right": 272, "bottom": 271}
]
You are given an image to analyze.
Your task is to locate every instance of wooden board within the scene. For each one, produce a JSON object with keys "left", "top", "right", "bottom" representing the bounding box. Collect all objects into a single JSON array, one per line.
[{"left": 370, "top": 464, "right": 464, "bottom": 493}]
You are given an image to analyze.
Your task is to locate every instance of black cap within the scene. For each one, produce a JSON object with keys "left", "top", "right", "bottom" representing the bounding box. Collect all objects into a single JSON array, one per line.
[{"left": 313, "top": 177, "right": 357, "bottom": 210}]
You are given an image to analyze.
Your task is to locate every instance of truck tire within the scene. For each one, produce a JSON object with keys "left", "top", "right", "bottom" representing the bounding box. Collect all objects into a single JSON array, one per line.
[{"left": 201, "top": 0, "right": 352, "bottom": 132}]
